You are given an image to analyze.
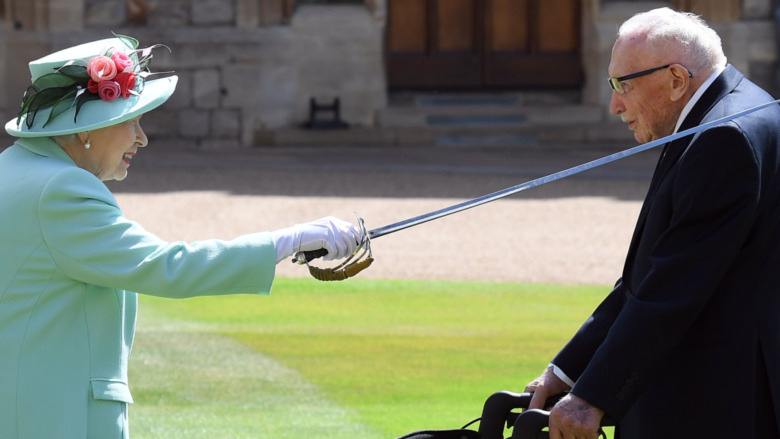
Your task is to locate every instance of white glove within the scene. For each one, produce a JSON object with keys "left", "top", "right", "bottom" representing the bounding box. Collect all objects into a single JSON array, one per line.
[{"left": 270, "top": 216, "right": 362, "bottom": 264}]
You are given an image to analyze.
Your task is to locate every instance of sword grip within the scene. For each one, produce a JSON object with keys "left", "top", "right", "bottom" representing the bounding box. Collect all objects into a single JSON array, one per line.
[{"left": 292, "top": 249, "right": 328, "bottom": 264}]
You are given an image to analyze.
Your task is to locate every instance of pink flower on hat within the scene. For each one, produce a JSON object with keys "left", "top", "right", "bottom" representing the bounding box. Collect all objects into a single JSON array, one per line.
[
  {"left": 15, "top": 33, "right": 173, "bottom": 130},
  {"left": 87, "top": 79, "right": 99, "bottom": 94},
  {"left": 87, "top": 56, "right": 118, "bottom": 82},
  {"left": 114, "top": 72, "right": 136, "bottom": 98},
  {"left": 111, "top": 51, "right": 133, "bottom": 72},
  {"left": 97, "top": 80, "right": 121, "bottom": 102}
]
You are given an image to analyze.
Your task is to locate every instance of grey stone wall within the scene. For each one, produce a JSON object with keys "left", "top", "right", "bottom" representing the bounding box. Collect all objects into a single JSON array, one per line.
[
  {"left": 1, "top": 0, "right": 386, "bottom": 148},
  {"left": 1, "top": 0, "right": 776, "bottom": 148}
]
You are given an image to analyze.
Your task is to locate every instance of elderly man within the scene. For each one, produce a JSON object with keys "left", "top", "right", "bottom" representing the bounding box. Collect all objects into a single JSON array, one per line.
[{"left": 525, "top": 8, "right": 780, "bottom": 439}]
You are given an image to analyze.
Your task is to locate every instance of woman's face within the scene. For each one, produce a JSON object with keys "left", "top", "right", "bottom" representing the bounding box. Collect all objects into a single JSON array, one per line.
[{"left": 78, "top": 116, "right": 148, "bottom": 181}]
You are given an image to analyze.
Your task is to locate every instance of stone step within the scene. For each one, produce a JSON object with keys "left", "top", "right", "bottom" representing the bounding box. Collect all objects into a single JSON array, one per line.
[
  {"left": 389, "top": 90, "right": 582, "bottom": 107},
  {"left": 253, "top": 92, "right": 635, "bottom": 148},
  {"left": 376, "top": 103, "right": 605, "bottom": 128},
  {"left": 254, "top": 121, "right": 635, "bottom": 149}
]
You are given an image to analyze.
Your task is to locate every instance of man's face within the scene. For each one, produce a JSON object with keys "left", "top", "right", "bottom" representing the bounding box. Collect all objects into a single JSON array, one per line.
[{"left": 608, "top": 38, "right": 681, "bottom": 144}]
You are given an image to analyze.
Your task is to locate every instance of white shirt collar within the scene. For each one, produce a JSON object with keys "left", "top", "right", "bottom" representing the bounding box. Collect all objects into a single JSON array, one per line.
[{"left": 673, "top": 65, "right": 726, "bottom": 134}]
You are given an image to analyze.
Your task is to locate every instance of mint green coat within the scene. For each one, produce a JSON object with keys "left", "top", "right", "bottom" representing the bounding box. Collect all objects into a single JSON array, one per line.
[{"left": 0, "top": 138, "right": 276, "bottom": 438}]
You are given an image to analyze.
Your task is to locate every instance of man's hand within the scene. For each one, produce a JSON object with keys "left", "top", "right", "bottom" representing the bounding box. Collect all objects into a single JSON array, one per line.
[
  {"left": 549, "top": 393, "right": 604, "bottom": 439},
  {"left": 525, "top": 366, "right": 571, "bottom": 410}
]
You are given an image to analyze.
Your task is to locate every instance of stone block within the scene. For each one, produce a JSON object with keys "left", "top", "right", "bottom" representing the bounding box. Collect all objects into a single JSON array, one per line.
[
  {"left": 167, "top": 42, "right": 236, "bottom": 69},
  {"left": 0, "top": 36, "right": 49, "bottom": 117},
  {"left": 0, "top": 110, "right": 12, "bottom": 146},
  {"left": 198, "top": 138, "right": 242, "bottom": 149},
  {"left": 178, "top": 109, "right": 211, "bottom": 138},
  {"left": 151, "top": 137, "right": 197, "bottom": 149},
  {"left": 222, "top": 63, "right": 297, "bottom": 113},
  {"left": 289, "top": 4, "right": 385, "bottom": 127},
  {"left": 212, "top": 109, "right": 241, "bottom": 138},
  {"left": 162, "top": 70, "right": 192, "bottom": 110},
  {"left": 748, "top": 60, "right": 778, "bottom": 97},
  {"left": 49, "top": 0, "right": 85, "bottom": 30},
  {"left": 85, "top": 0, "right": 124, "bottom": 27},
  {"left": 193, "top": 69, "right": 220, "bottom": 109},
  {"left": 192, "top": 0, "right": 234, "bottom": 25},
  {"left": 140, "top": 109, "right": 177, "bottom": 138},
  {"left": 717, "top": 22, "right": 751, "bottom": 73},
  {"left": 742, "top": 0, "right": 772, "bottom": 19},
  {"left": 236, "top": 0, "right": 260, "bottom": 28},
  {"left": 748, "top": 21, "right": 777, "bottom": 62},
  {"left": 147, "top": 0, "right": 189, "bottom": 27}
]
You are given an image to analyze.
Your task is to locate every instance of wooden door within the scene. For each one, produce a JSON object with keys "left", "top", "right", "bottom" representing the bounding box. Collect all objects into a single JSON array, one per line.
[
  {"left": 485, "top": 0, "right": 581, "bottom": 87},
  {"left": 386, "top": 0, "right": 482, "bottom": 88},
  {"left": 386, "top": 0, "right": 582, "bottom": 90}
]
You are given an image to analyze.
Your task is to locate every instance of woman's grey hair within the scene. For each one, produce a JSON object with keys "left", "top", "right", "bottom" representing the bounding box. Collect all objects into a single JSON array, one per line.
[{"left": 618, "top": 7, "right": 727, "bottom": 77}]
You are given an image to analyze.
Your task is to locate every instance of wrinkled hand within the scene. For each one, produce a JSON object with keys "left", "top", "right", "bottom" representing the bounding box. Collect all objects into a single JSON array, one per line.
[
  {"left": 525, "top": 366, "right": 571, "bottom": 410},
  {"left": 271, "top": 216, "right": 362, "bottom": 263},
  {"left": 548, "top": 393, "right": 604, "bottom": 439}
]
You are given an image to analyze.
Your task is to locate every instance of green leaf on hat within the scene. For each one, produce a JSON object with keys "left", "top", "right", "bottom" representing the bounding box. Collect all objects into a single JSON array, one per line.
[
  {"left": 32, "top": 73, "right": 78, "bottom": 90},
  {"left": 73, "top": 90, "right": 101, "bottom": 122},
  {"left": 57, "top": 65, "right": 90, "bottom": 82},
  {"left": 16, "top": 86, "right": 38, "bottom": 126},
  {"left": 114, "top": 33, "right": 140, "bottom": 50},
  {"left": 42, "top": 89, "right": 78, "bottom": 128},
  {"left": 20, "top": 87, "right": 73, "bottom": 128}
]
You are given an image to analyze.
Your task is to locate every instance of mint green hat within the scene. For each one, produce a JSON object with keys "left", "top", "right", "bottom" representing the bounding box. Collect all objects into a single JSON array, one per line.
[{"left": 5, "top": 35, "right": 177, "bottom": 138}]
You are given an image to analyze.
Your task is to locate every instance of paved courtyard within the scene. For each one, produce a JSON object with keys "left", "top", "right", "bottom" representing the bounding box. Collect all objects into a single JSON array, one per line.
[{"left": 108, "top": 143, "right": 658, "bottom": 286}]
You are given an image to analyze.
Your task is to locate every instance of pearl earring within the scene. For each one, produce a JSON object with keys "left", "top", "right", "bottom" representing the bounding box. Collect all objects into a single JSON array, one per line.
[{"left": 84, "top": 140, "right": 91, "bottom": 149}]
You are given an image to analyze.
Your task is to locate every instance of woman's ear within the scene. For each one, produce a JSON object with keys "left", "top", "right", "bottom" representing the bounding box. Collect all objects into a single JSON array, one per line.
[{"left": 669, "top": 64, "right": 691, "bottom": 102}]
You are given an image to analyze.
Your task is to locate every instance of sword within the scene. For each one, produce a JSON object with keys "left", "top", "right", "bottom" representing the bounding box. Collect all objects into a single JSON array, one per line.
[{"left": 294, "top": 99, "right": 780, "bottom": 264}]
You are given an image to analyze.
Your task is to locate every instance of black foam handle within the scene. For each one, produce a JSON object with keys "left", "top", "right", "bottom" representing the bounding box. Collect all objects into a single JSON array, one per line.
[
  {"left": 478, "top": 391, "right": 567, "bottom": 439},
  {"left": 292, "top": 248, "right": 329, "bottom": 264},
  {"left": 510, "top": 409, "right": 551, "bottom": 439}
]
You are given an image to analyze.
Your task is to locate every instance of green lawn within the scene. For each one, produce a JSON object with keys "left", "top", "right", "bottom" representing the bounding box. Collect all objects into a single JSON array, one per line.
[{"left": 129, "top": 278, "right": 611, "bottom": 438}]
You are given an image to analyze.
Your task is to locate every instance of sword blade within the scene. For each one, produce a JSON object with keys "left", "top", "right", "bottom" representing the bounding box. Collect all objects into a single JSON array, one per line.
[{"left": 367, "top": 99, "right": 780, "bottom": 240}]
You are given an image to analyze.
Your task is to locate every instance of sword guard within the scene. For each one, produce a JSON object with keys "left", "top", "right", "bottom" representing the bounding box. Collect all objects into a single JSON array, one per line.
[{"left": 292, "top": 213, "right": 374, "bottom": 281}]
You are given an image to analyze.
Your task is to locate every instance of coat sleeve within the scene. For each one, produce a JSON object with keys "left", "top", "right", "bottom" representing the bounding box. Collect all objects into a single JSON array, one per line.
[
  {"left": 552, "top": 279, "right": 627, "bottom": 382},
  {"left": 38, "top": 166, "right": 276, "bottom": 298},
  {"left": 566, "top": 125, "right": 761, "bottom": 419}
]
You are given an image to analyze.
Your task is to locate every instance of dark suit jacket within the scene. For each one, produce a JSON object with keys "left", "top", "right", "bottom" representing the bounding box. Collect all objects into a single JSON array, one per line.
[{"left": 552, "top": 65, "right": 780, "bottom": 438}]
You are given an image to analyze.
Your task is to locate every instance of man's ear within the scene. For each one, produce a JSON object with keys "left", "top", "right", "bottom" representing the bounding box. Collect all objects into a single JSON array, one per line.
[{"left": 669, "top": 64, "right": 691, "bottom": 102}]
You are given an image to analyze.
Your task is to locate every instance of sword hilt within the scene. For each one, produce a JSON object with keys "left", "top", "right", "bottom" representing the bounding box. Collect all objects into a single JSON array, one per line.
[
  {"left": 292, "top": 249, "right": 328, "bottom": 264},
  {"left": 292, "top": 213, "right": 370, "bottom": 265}
]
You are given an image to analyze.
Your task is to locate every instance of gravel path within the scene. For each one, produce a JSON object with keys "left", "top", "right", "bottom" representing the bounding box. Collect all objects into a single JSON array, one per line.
[{"left": 108, "top": 144, "right": 657, "bottom": 286}]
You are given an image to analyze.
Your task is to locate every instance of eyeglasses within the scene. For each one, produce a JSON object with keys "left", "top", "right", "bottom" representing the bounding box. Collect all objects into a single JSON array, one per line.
[{"left": 608, "top": 64, "right": 672, "bottom": 95}]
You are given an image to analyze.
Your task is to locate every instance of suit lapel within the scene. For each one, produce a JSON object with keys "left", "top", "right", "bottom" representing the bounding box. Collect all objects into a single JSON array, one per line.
[{"left": 622, "top": 65, "right": 743, "bottom": 282}]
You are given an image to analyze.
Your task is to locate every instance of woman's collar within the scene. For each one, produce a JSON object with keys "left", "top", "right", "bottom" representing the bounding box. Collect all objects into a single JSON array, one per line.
[{"left": 15, "top": 136, "right": 76, "bottom": 165}]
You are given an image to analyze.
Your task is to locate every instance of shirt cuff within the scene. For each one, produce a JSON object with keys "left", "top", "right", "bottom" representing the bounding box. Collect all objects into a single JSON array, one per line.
[{"left": 548, "top": 363, "right": 575, "bottom": 388}]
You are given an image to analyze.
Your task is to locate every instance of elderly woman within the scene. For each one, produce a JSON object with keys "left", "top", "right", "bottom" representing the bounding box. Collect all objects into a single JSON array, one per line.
[{"left": 0, "top": 36, "right": 360, "bottom": 438}]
